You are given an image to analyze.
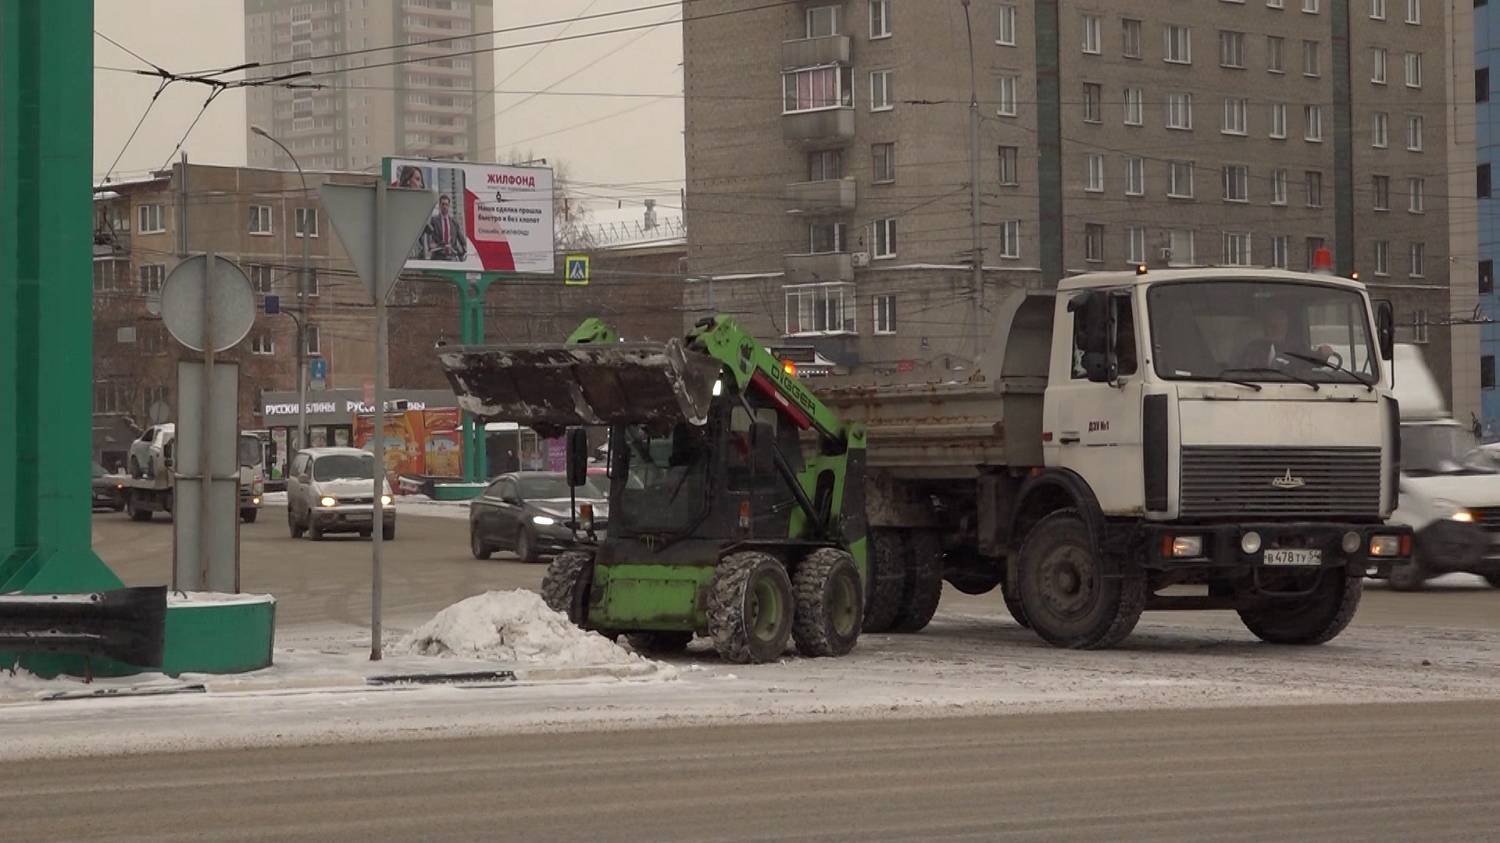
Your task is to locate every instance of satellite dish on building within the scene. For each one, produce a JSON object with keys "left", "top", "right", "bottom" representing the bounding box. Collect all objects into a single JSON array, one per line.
[{"left": 160, "top": 253, "right": 256, "bottom": 352}]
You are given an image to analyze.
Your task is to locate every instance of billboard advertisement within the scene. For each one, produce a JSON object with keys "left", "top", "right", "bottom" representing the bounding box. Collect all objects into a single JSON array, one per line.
[{"left": 386, "top": 157, "right": 555, "bottom": 275}]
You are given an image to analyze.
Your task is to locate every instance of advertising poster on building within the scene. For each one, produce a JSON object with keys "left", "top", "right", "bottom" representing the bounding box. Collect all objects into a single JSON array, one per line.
[
  {"left": 386, "top": 157, "right": 555, "bottom": 275},
  {"left": 354, "top": 409, "right": 467, "bottom": 482},
  {"left": 422, "top": 409, "right": 463, "bottom": 478}
]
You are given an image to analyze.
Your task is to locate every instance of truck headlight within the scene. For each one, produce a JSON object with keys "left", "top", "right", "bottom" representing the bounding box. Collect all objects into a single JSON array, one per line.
[
  {"left": 1163, "top": 535, "right": 1203, "bottom": 558},
  {"left": 1451, "top": 509, "right": 1476, "bottom": 523},
  {"left": 1368, "top": 535, "right": 1406, "bottom": 557},
  {"left": 319, "top": 496, "right": 337, "bottom": 508},
  {"left": 1240, "top": 531, "right": 1262, "bottom": 554},
  {"left": 532, "top": 515, "right": 556, "bottom": 526}
]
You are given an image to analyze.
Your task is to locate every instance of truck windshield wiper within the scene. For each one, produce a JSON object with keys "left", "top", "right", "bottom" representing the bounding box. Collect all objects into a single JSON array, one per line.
[
  {"left": 1280, "top": 351, "right": 1375, "bottom": 392},
  {"left": 1219, "top": 366, "right": 1320, "bottom": 391},
  {"left": 1207, "top": 371, "right": 1263, "bottom": 391}
]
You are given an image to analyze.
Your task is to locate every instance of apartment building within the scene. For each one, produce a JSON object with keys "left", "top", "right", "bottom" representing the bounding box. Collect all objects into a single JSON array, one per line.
[
  {"left": 682, "top": 0, "right": 1471, "bottom": 401},
  {"left": 1476, "top": 1, "right": 1499, "bottom": 434},
  {"left": 243, "top": 0, "right": 496, "bottom": 172}
]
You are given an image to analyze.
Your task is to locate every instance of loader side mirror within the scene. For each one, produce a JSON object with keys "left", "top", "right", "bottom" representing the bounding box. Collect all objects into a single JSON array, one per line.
[
  {"left": 1376, "top": 300, "right": 1395, "bottom": 361},
  {"left": 565, "top": 427, "right": 589, "bottom": 488},
  {"left": 1068, "top": 290, "right": 1116, "bottom": 383}
]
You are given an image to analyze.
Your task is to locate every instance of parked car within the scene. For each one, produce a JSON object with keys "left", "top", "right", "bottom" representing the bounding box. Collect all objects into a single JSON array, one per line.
[
  {"left": 91, "top": 461, "right": 124, "bottom": 511},
  {"left": 469, "top": 471, "right": 607, "bottom": 563},
  {"left": 127, "top": 423, "right": 174, "bottom": 480},
  {"left": 285, "top": 447, "right": 395, "bottom": 541}
]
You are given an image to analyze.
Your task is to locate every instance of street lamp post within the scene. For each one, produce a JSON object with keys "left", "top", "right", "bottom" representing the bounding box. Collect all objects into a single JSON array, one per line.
[{"left": 251, "top": 126, "right": 311, "bottom": 456}]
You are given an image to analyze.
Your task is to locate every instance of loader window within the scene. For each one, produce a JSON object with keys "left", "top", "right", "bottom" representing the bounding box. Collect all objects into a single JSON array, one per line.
[
  {"left": 728, "top": 406, "right": 781, "bottom": 492},
  {"left": 615, "top": 422, "right": 710, "bottom": 533}
]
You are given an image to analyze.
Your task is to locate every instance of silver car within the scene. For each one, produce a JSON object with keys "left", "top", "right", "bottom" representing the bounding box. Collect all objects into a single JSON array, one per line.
[{"left": 286, "top": 447, "right": 395, "bottom": 540}]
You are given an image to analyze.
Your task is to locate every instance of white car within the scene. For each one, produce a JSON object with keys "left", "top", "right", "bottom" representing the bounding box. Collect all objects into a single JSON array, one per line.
[
  {"left": 128, "top": 423, "right": 174, "bottom": 480},
  {"left": 286, "top": 447, "right": 395, "bottom": 541}
]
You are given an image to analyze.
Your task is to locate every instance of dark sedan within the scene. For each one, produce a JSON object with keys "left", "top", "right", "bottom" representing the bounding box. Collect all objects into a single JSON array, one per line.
[
  {"left": 469, "top": 472, "right": 608, "bottom": 563},
  {"left": 91, "top": 462, "right": 124, "bottom": 511}
]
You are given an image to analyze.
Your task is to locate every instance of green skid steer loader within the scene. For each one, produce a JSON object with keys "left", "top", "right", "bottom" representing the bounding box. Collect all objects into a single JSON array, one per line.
[{"left": 438, "top": 315, "right": 870, "bottom": 663}]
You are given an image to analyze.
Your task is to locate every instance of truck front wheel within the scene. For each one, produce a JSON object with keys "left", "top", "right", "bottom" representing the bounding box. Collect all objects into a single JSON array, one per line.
[
  {"left": 1017, "top": 510, "right": 1144, "bottom": 649},
  {"left": 1238, "top": 571, "right": 1362, "bottom": 646}
]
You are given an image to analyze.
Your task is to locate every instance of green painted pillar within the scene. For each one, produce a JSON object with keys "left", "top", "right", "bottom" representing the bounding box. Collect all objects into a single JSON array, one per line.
[
  {"left": 0, "top": 0, "right": 122, "bottom": 596},
  {"left": 440, "top": 271, "right": 496, "bottom": 483}
]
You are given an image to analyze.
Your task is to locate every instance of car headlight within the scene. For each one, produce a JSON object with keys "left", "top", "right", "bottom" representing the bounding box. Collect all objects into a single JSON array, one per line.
[
  {"left": 1451, "top": 509, "right": 1476, "bottom": 523},
  {"left": 531, "top": 515, "right": 556, "bottom": 526},
  {"left": 319, "top": 496, "right": 337, "bottom": 508},
  {"left": 380, "top": 495, "right": 392, "bottom": 507},
  {"left": 1434, "top": 499, "right": 1475, "bottom": 522}
]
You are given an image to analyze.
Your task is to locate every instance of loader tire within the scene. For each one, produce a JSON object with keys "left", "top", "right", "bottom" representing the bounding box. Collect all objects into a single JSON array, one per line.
[
  {"left": 792, "top": 548, "right": 863, "bottom": 657},
  {"left": 1238, "top": 571, "right": 1362, "bottom": 646},
  {"left": 862, "top": 530, "right": 905, "bottom": 633},
  {"left": 890, "top": 530, "right": 943, "bottom": 633},
  {"left": 708, "top": 551, "right": 794, "bottom": 664},
  {"left": 625, "top": 631, "right": 694, "bottom": 655},
  {"left": 1017, "top": 509, "right": 1145, "bottom": 649},
  {"left": 542, "top": 550, "right": 595, "bottom": 627}
]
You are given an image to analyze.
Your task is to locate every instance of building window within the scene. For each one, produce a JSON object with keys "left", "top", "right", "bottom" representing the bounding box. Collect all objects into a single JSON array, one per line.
[
  {"left": 1127, "top": 226, "right": 1147, "bottom": 263},
  {"left": 1301, "top": 41, "right": 1320, "bottom": 78},
  {"left": 869, "top": 70, "right": 893, "bottom": 111},
  {"left": 1406, "top": 114, "right": 1424, "bottom": 151},
  {"left": 1413, "top": 310, "right": 1430, "bottom": 343},
  {"left": 1123, "top": 87, "right": 1144, "bottom": 125},
  {"left": 1374, "top": 240, "right": 1390, "bottom": 275},
  {"left": 1371, "top": 0, "right": 1386, "bottom": 19},
  {"left": 1166, "top": 92, "right": 1193, "bottom": 130},
  {"left": 998, "top": 146, "right": 1018, "bottom": 185},
  {"left": 1374, "top": 175, "right": 1391, "bottom": 210},
  {"left": 1271, "top": 168, "right": 1288, "bottom": 205},
  {"left": 1305, "top": 171, "right": 1324, "bottom": 207},
  {"left": 783, "top": 66, "right": 850, "bottom": 112},
  {"left": 1303, "top": 0, "right": 1320, "bottom": 11},
  {"left": 305, "top": 268, "right": 319, "bottom": 298},
  {"left": 1305, "top": 237, "right": 1327, "bottom": 271},
  {"left": 1372, "top": 111, "right": 1389, "bottom": 148},
  {"left": 1372, "top": 48, "right": 1388, "bottom": 84},
  {"left": 1125, "top": 156, "right": 1145, "bottom": 196},
  {"left": 1484, "top": 356, "right": 1496, "bottom": 390},
  {"left": 1223, "top": 232, "right": 1252, "bottom": 266},
  {"left": 872, "top": 218, "right": 897, "bottom": 259},
  {"left": 1478, "top": 67, "right": 1490, "bottom": 103},
  {"left": 1085, "top": 224, "right": 1105, "bottom": 262},
  {"left": 1305, "top": 105, "right": 1324, "bottom": 141},
  {"left": 999, "top": 220, "right": 1021, "bottom": 258},
  {"left": 809, "top": 149, "right": 843, "bottom": 181},
  {"left": 997, "top": 75, "right": 1018, "bottom": 116},
  {"left": 1165, "top": 25, "right": 1191, "bottom": 64},
  {"left": 1270, "top": 102, "right": 1288, "bottom": 139},
  {"left": 136, "top": 204, "right": 165, "bottom": 234},
  {"left": 247, "top": 264, "right": 274, "bottom": 294},
  {"left": 1122, "top": 18, "right": 1142, "bottom": 58},
  {"left": 94, "top": 381, "right": 128, "bottom": 415},
  {"left": 1082, "top": 14, "right": 1101, "bottom": 54},
  {"left": 1270, "top": 235, "right": 1290, "bottom": 268},
  {"left": 1405, "top": 52, "right": 1422, "bottom": 87},
  {"left": 139, "top": 264, "right": 165, "bottom": 294},
  {"left": 1480, "top": 164, "right": 1492, "bottom": 199},
  {"left": 1223, "top": 165, "right": 1250, "bottom": 202},
  {"left": 1481, "top": 259, "right": 1494, "bottom": 294},
  {"left": 295, "top": 207, "right": 318, "bottom": 238},
  {"left": 1168, "top": 229, "right": 1195, "bottom": 266},
  {"left": 1405, "top": 0, "right": 1421, "bottom": 24},
  {"left": 872, "top": 142, "right": 895, "bottom": 183},
  {"left": 139, "top": 324, "right": 166, "bottom": 355},
  {"left": 1082, "top": 83, "right": 1102, "bottom": 122},
  {"left": 1222, "top": 97, "right": 1248, "bottom": 135},
  {"left": 997, "top": 4, "right": 1017, "bottom": 46},
  {"left": 1409, "top": 177, "right": 1426, "bottom": 212},
  {"left": 1269, "top": 0, "right": 1285, "bottom": 8},
  {"left": 805, "top": 5, "right": 839, "bottom": 37},
  {"left": 1409, "top": 242, "right": 1426, "bottom": 277},
  {"left": 873, "top": 294, "right": 896, "bottom": 334},
  {"left": 810, "top": 221, "right": 848, "bottom": 253},
  {"left": 869, "top": 0, "right": 890, "bottom": 38},
  {"left": 785, "top": 282, "right": 856, "bottom": 335},
  {"left": 1220, "top": 31, "right": 1246, "bottom": 68},
  {"left": 251, "top": 331, "right": 276, "bottom": 355},
  {"left": 1169, "top": 161, "right": 1195, "bottom": 198},
  {"left": 1086, "top": 154, "right": 1105, "bottom": 192},
  {"left": 1267, "top": 36, "right": 1285, "bottom": 72},
  {"left": 305, "top": 324, "right": 321, "bottom": 355}
]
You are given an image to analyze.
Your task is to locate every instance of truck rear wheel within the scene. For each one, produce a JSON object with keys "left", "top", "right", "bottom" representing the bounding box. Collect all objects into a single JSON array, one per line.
[
  {"left": 792, "top": 548, "right": 863, "bottom": 657},
  {"left": 127, "top": 494, "right": 151, "bottom": 523},
  {"left": 708, "top": 551, "right": 794, "bottom": 664},
  {"left": 1017, "top": 510, "right": 1144, "bottom": 649},
  {"left": 542, "top": 551, "right": 595, "bottom": 626},
  {"left": 1238, "top": 571, "right": 1362, "bottom": 646},
  {"left": 1000, "top": 573, "right": 1031, "bottom": 629},
  {"left": 862, "top": 530, "right": 905, "bottom": 633},
  {"left": 890, "top": 530, "right": 943, "bottom": 633}
]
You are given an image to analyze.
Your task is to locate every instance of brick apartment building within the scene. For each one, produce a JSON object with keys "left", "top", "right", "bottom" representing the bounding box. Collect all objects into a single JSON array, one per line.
[{"left": 682, "top": 0, "right": 1476, "bottom": 411}]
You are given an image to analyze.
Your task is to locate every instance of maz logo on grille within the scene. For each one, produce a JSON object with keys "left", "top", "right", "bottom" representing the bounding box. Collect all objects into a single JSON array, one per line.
[{"left": 1271, "top": 469, "right": 1307, "bottom": 490}]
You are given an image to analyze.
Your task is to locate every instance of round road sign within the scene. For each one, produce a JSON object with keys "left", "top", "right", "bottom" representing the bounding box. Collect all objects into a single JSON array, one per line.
[{"left": 160, "top": 254, "right": 256, "bottom": 352}]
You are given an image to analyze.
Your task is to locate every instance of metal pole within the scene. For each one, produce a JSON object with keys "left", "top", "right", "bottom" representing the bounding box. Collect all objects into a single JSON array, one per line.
[
  {"left": 961, "top": 0, "right": 983, "bottom": 360},
  {"left": 371, "top": 178, "right": 387, "bottom": 661},
  {"left": 251, "top": 128, "right": 310, "bottom": 453},
  {"left": 199, "top": 251, "right": 216, "bottom": 591}
]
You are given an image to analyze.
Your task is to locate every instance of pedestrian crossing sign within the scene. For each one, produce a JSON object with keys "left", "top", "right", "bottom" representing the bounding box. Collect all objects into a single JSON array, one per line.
[{"left": 564, "top": 255, "right": 590, "bottom": 286}]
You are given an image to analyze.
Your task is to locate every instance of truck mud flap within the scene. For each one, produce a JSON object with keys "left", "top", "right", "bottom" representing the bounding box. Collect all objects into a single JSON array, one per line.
[
  {"left": 0, "top": 586, "right": 168, "bottom": 668},
  {"left": 438, "top": 341, "right": 721, "bottom": 435}
]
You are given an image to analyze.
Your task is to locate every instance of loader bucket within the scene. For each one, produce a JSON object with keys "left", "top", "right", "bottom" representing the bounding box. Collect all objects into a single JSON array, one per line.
[
  {"left": 438, "top": 340, "right": 723, "bottom": 436},
  {"left": 0, "top": 586, "right": 167, "bottom": 668}
]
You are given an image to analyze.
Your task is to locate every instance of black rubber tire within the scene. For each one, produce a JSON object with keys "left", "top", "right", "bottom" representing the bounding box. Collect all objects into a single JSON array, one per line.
[
  {"left": 1238, "top": 571, "right": 1363, "bottom": 646},
  {"left": 891, "top": 530, "right": 943, "bottom": 633},
  {"left": 792, "top": 548, "right": 864, "bottom": 657},
  {"left": 1016, "top": 509, "right": 1145, "bottom": 649},
  {"left": 1000, "top": 570, "right": 1031, "bottom": 629},
  {"left": 308, "top": 519, "right": 324, "bottom": 541},
  {"left": 382, "top": 523, "right": 396, "bottom": 541},
  {"left": 470, "top": 523, "right": 493, "bottom": 559},
  {"left": 862, "top": 530, "right": 905, "bottom": 633},
  {"left": 1486, "top": 573, "right": 1500, "bottom": 589},
  {"left": 127, "top": 495, "right": 152, "bottom": 523},
  {"left": 287, "top": 507, "right": 305, "bottom": 538},
  {"left": 625, "top": 631, "right": 694, "bottom": 655},
  {"left": 517, "top": 527, "right": 540, "bottom": 563},
  {"left": 542, "top": 550, "right": 595, "bottom": 625},
  {"left": 707, "top": 551, "right": 795, "bottom": 664},
  {"left": 359, "top": 529, "right": 373, "bottom": 539},
  {"left": 241, "top": 509, "right": 259, "bottom": 524},
  {"left": 1386, "top": 559, "right": 1428, "bottom": 592}
]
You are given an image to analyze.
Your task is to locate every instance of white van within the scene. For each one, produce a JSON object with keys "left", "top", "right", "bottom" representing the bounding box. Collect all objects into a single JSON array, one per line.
[{"left": 286, "top": 447, "right": 396, "bottom": 541}]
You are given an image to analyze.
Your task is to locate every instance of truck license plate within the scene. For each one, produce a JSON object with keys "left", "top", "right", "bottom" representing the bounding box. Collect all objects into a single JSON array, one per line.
[{"left": 1263, "top": 548, "right": 1322, "bottom": 566}]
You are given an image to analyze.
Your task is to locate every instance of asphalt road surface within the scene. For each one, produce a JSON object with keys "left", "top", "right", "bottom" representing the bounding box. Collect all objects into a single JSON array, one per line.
[{"left": 8, "top": 700, "right": 1496, "bottom": 842}]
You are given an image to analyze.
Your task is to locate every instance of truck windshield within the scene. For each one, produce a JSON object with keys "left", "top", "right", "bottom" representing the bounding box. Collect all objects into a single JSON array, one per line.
[
  {"left": 614, "top": 422, "right": 710, "bottom": 534},
  {"left": 1401, "top": 424, "right": 1496, "bottom": 476},
  {"left": 313, "top": 454, "right": 376, "bottom": 481},
  {"left": 239, "top": 436, "right": 262, "bottom": 467},
  {"left": 1147, "top": 280, "right": 1377, "bottom": 386}
]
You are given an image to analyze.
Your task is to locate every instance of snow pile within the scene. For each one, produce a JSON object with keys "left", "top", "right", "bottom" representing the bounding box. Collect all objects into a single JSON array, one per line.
[{"left": 398, "top": 590, "right": 649, "bottom": 667}]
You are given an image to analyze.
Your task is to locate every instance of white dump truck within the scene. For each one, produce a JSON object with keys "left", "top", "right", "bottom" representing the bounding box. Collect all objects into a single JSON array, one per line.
[{"left": 822, "top": 265, "right": 1413, "bottom": 649}]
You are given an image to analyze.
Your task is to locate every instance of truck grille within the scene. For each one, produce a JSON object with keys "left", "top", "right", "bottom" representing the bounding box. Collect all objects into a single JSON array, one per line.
[{"left": 1179, "top": 446, "right": 1382, "bottom": 519}]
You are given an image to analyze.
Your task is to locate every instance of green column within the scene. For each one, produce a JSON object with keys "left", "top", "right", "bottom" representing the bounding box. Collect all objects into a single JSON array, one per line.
[
  {"left": 438, "top": 271, "right": 496, "bottom": 482},
  {"left": 0, "top": 0, "right": 122, "bottom": 596}
]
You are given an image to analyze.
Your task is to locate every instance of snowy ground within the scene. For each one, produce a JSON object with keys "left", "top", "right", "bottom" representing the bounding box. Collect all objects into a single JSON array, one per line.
[{"left": 259, "top": 491, "right": 470, "bottom": 521}]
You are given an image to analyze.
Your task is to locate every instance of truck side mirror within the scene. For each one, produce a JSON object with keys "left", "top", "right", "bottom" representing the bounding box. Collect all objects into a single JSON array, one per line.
[
  {"left": 1376, "top": 300, "right": 1395, "bottom": 361},
  {"left": 1068, "top": 290, "right": 1116, "bottom": 383},
  {"left": 565, "top": 427, "right": 589, "bottom": 488}
]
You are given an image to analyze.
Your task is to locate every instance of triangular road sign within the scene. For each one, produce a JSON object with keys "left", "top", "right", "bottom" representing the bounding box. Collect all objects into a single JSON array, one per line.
[{"left": 322, "top": 183, "right": 437, "bottom": 302}]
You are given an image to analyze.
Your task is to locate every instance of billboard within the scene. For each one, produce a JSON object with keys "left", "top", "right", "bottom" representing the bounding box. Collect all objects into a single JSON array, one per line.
[{"left": 386, "top": 157, "right": 555, "bottom": 275}]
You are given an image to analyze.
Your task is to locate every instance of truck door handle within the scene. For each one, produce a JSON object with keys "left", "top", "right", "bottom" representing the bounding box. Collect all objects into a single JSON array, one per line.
[{"left": 1059, "top": 433, "right": 1081, "bottom": 445}]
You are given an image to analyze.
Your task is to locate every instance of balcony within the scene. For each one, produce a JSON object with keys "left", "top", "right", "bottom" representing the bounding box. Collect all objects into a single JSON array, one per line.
[
  {"left": 784, "top": 178, "right": 856, "bottom": 215},
  {"left": 781, "top": 34, "right": 850, "bottom": 70},
  {"left": 782, "top": 107, "right": 855, "bottom": 145},
  {"left": 784, "top": 252, "right": 854, "bottom": 284}
]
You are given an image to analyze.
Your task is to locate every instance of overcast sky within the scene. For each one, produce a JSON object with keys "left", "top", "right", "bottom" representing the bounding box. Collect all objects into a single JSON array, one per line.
[{"left": 93, "top": 0, "right": 685, "bottom": 210}]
